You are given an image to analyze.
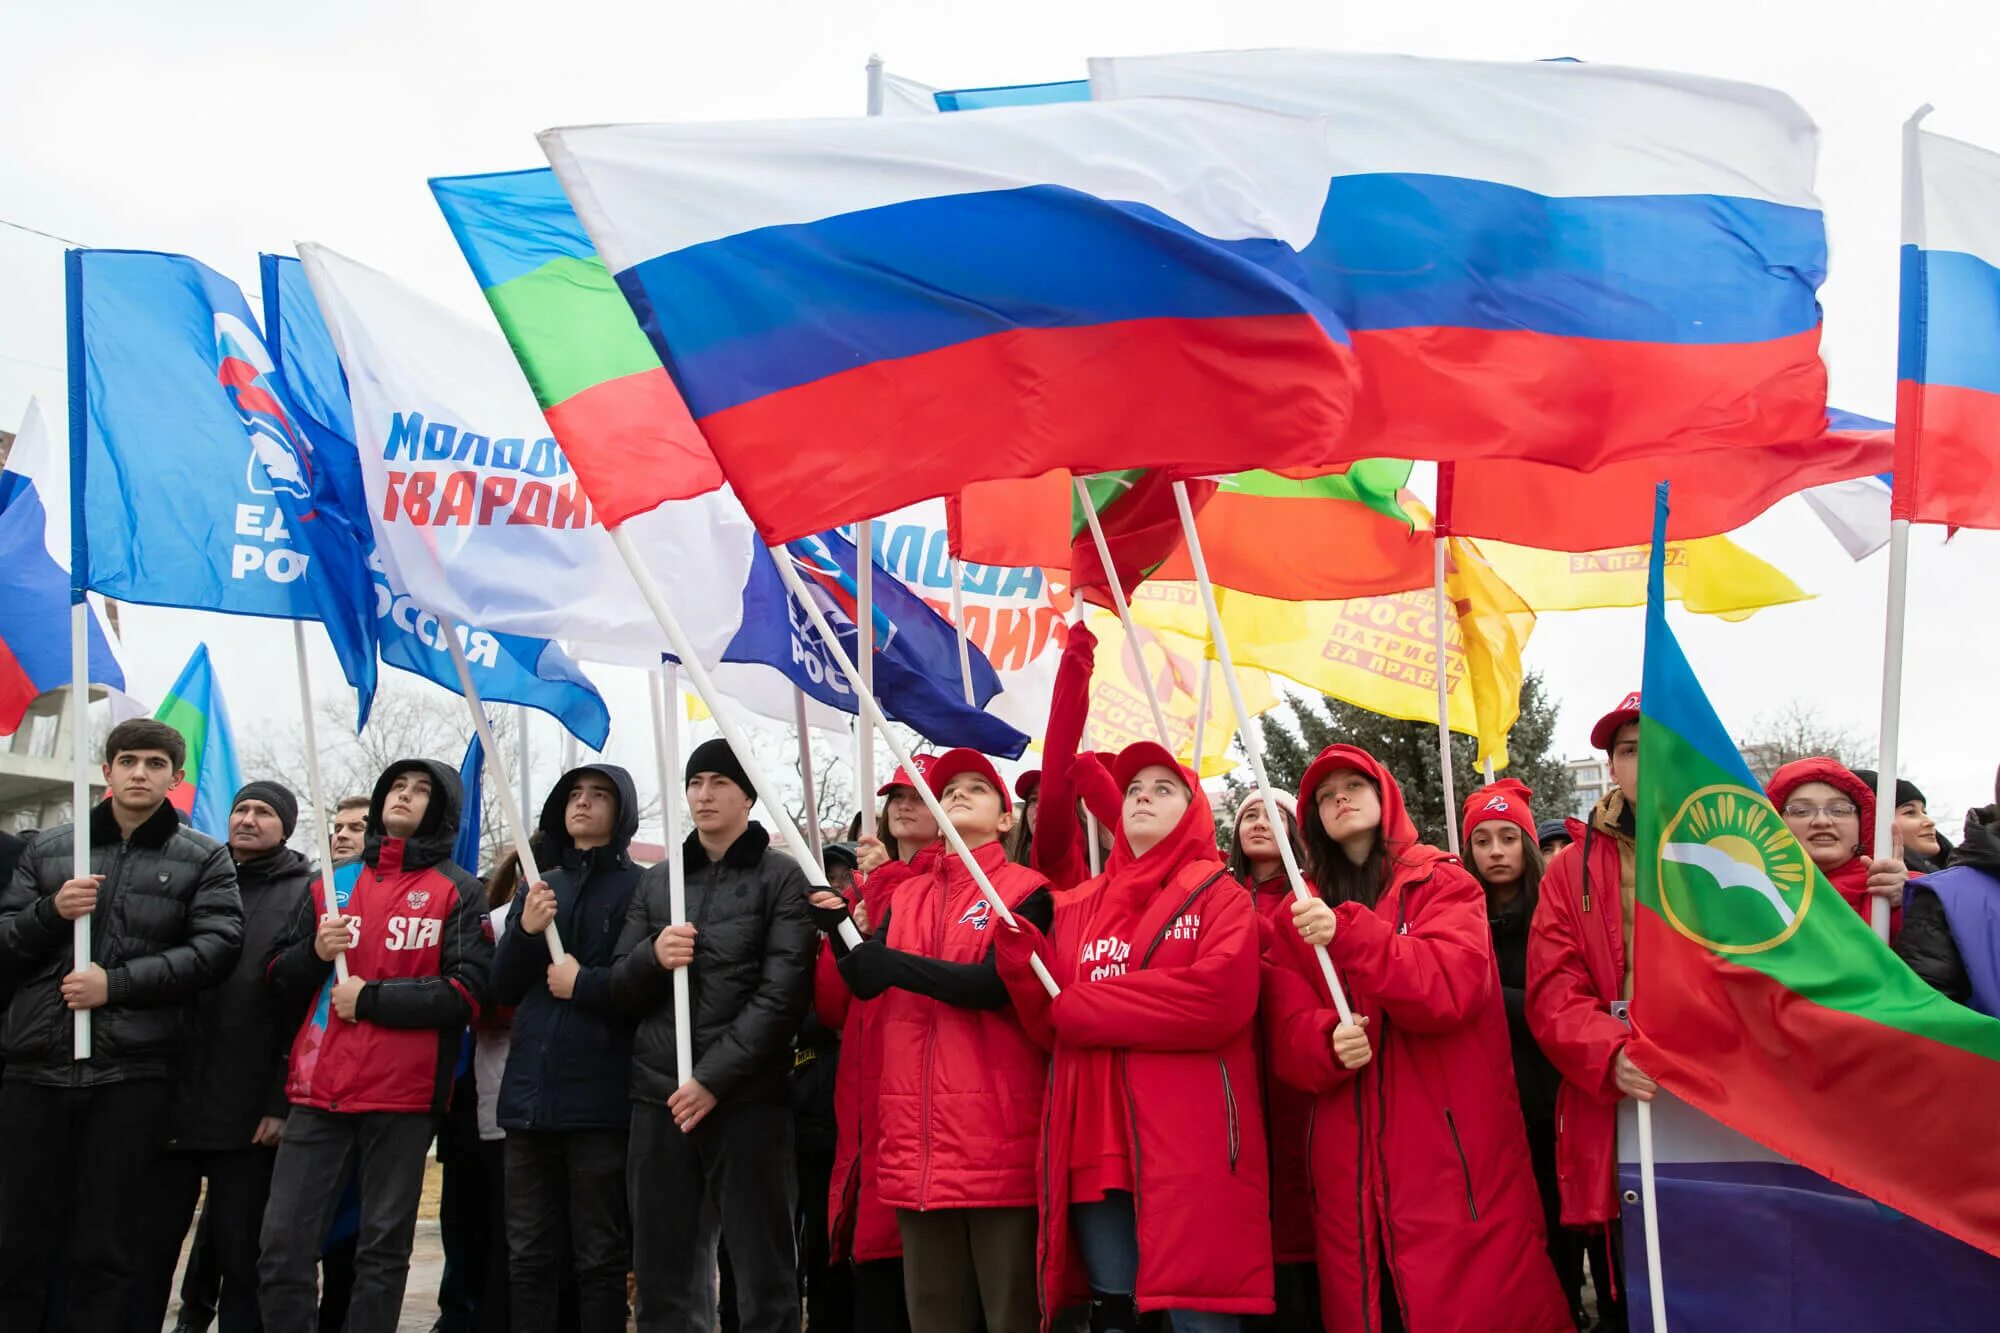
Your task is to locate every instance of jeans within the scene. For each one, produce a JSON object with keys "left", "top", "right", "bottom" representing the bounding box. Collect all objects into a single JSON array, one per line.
[
  {"left": 257, "top": 1107, "right": 438, "bottom": 1333},
  {"left": 505, "top": 1128, "right": 632, "bottom": 1332},
  {"left": 1071, "top": 1191, "right": 1240, "bottom": 1333}
]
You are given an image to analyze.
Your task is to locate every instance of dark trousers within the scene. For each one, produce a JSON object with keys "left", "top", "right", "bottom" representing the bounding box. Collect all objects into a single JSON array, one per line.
[
  {"left": 133, "top": 1145, "right": 277, "bottom": 1333},
  {"left": 793, "top": 1148, "right": 849, "bottom": 1333},
  {"left": 0, "top": 1077, "right": 170, "bottom": 1330},
  {"left": 258, "top": 1106, "right": 437, "bottom": 1333},
  {"left": 628, "top": 1099, "right": 799, "bottom": 1333},
  {"left": 851, "top": 1259, "right": 911, "bottom": 1333},
  {"left": 1526, "top": 1116, "right": 1587, "bottom": 1326},
  {"left": 1589, "top": 1223, "right": 1627, "bottom": 1332},
  {"left": 1249, "top": 1263, "right": 1322, "bottom": 1332},
  {"left": 436, "top": 1132, "right": 508, "bottom": 1332},
  {"left": 505, "top": 1127, "right": 631, "bottom": 1332},
  {"left": 898, "top": 1206, "right": 1039, "bottom": 1333},
  {"left": 176, "top": 1205, "right": 221, "bottom": 1330}
]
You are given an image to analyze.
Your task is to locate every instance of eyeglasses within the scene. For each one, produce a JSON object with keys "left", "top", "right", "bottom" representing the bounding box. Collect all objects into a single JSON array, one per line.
[{"left": 1781, "top": 801, "right": 1858, "bottom": 820}]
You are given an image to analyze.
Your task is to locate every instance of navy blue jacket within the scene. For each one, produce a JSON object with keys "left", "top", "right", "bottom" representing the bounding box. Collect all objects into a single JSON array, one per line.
[{"left": 492, "top": 763, "right": 642, "bottom": 1131}]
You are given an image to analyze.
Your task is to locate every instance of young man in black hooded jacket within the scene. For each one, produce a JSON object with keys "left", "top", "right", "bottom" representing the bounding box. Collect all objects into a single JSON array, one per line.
[
  {"left": 493, "top": 762, "right": 644, "bottom": 1332},
  {"left": 613, "top": 738, "right": 816, "bottom": 1333},
  {"left": 258, "top": 758, "right": 492, "bottom": 1333}
]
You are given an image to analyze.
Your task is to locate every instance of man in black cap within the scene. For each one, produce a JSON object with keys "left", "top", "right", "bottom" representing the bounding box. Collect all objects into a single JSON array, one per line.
[
  {"left": 613, "top": 737, "right": 816, "bottom": 1332},
  {"left": 133, "top": 779, "right": 320, "bottom": 1331}
]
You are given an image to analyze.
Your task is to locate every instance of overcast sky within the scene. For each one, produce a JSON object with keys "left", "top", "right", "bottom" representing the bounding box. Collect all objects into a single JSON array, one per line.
[{"left": 3, "top": 0, "right": 1997, "bottom": 835}]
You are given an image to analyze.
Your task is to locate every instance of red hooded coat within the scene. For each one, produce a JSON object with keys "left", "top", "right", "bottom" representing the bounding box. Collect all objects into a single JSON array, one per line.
[
  {"left": 1263, "top": 745, "right": 1569, "bottom": 1333},
  {"left": 998, "top": 743, "right": 1273, "bottom": 1326},
  {"left": 1766, "top": 757, "right": 1899, "bottom": 934}
]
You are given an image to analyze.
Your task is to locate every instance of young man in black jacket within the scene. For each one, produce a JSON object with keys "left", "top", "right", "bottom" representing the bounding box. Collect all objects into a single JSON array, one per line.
[
  {"left": 131, "top": 779, "right": 318, "bottom": 1332},
  {"left": 0, "top": 718, "right": 244, "bottom": 1329},
  {"left": 613, "top": 739, "right": 816, "bottom": 1333},
  {"left": 494, "top": 762, "right": 643, "bottom": 1332}
]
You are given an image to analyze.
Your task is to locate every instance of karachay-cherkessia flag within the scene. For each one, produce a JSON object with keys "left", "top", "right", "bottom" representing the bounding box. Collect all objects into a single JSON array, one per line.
[
  {"left": 1628, "top": 484, "right": 2000, "bottom": 1258},
  {"left": 949, "top": 462, "right": 1431, "bottom": 604},
  {"left": 152, "top": 643, "right": 243, "bottom": 841},
  {"left": 540, "top": 97, "right": 1362, "bottom": 542}
]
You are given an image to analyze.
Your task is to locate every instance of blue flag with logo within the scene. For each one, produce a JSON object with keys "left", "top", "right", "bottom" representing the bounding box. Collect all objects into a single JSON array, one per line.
[
  {"left": 67, "top": 248, "right": 380, "bottom": 719},
  {"left": 725, "top": 529, "right": 1028, "bottom": 757},
  {"left": 262, "top": 254, "right": 611, "bottom": 748},
  {"left": 454, "top": 732, "right": 483, "bottom": 875}
]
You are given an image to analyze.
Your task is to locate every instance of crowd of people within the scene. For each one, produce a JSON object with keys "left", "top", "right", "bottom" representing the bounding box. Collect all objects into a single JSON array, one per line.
[{"left": 0, "top": 620, "right": 1993, "bottom": 1333}]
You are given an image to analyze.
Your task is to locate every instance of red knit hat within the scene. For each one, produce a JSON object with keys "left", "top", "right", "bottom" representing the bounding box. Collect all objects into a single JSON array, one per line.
[{"left": 1462, "top": 779, "right": 1536, "bottom": 846}]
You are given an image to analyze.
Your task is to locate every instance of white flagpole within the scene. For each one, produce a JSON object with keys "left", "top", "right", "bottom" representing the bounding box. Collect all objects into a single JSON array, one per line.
[
  {"left": 516, "top": 705, "right": 533, "bottom": 842},
  {"left": 1191, "top": 656, "right": 1213, "bottom": 776},
  {"left": 1483, "top": 758, "right": 1496, "bottom": 785},
  {"left": 856, "top": 526, "right": 877, "bottom": 838},
  {"left": 771, "top": 545, "right": 1061, "bottom": 996},
  {"left": 1085, "top": 810, "right": 1103, "bottom": 878},
  {"left": 1170, "top": 482, "right": 1352, "bottom": 1021},
  {"left": 949, "top": 555, "right": 977, "bottom": 707},
  {"left": 794, "top": 688, "right": 824, "bottom": 863},
  {"left": 1636, "top": 1098, "right": 1671, "bottom": 1332},
  {"left": 608, "top": 527, "right": 864, "bottom": 953},
  {"left": 68, "top": 603, "right": 92, "bottom": 1058},
  {"left": 1074, "top": 477, "right": 1172, "bottom": 747},
  {"left": 439, "top": 618, "right": 564, "bottom": 962},
  {"left": 648, "top": 663, "right": 695, "bottom": 1085},
  {"left": 865, "top": 52, "right": 884, "bottom": 115},
  {"left": 1872, "top": 104, "right": 1934, "bottom": 943},
  {"left": 291, "top": 623, "right": 349, "bottom": 988},
  {"left": 1433, "top": 536, "right": 1461, "bottom": 856}
]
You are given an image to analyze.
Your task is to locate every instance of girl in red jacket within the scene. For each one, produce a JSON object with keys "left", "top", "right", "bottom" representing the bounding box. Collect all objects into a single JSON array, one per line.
[
  {"left": 1767, "top": 757, "right": 1908, "bottom": 933},
  {"left": 1227, "top": 795, "right": 1322, "bottom": 1332},
  {"left": 821, "top": 749, "right": 1054, "bottom": 1332},
  {"left": 1265, "top": 744, "right": 1569, "bottom": 1333},
  {"left": 997, "top": 741, "right": 1271, "bottom": 1332}
]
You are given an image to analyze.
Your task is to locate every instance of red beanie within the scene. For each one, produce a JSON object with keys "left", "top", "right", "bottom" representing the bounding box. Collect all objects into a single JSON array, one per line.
[{"left": 1462, "top": 779, "right": 1536, "bottom": 846}]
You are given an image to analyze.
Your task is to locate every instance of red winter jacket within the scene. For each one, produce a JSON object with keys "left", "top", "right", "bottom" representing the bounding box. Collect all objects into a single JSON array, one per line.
[
  {"left": 819, "top": 851, "right": 934, "bottom": 1263},
  {"left": 1251, "top": 876, "right": 1317, "bottom": 1265},
  {"left": 998, "top": 746, "right": 1272, "bottom": 1327},
  {"left": 1525, "top": 813, "right": 1628, "bottom": 1228},
  {"left": 872, "top": 843, "right": 1050, "bottom": 1211},
  {"left": 1033, "top": 623, "right": 1122, "bottom": 891},
  {"left": 1262, "top": 746, "right": 1569, "bottom": 1333}
]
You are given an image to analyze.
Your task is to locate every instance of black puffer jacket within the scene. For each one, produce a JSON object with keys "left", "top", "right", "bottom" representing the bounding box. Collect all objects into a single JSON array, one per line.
[
  {"left": 611, "top": 823, "right": 815, "bottom": 1108},
  {"left": 493, "top": 763, "right": 642, "bottom": 1131},
  {"left": 168, "top": 843, "right": 317, "bottom": 1149},
  {"left": 1896, "top": 806, "right": 2000, "bottom": 1007},
  {"left": 1490, "top": 887, "right": 1562, "bottom": 1127},
  {"left": 0, "top": 799, "right": 242, "bottom": 1087}
]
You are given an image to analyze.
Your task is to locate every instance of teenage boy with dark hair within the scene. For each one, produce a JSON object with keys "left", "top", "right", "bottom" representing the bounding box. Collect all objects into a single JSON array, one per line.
[
  {"left": 258, "top": 758, "right": 493, "bottom": 1333},
  {"left": 0, "top": 717, "right": 244, "bottom": 1328},
  {"left": 494, "top": 763, "right": 643, "bottom": 1332},
  {"left": 614, "top": 738, "right": 817, "bottom": 1333}
]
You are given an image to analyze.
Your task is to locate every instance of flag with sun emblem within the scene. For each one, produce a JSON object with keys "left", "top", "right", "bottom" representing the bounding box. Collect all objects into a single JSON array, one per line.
[{"left": 1628, "top": 482, "right": 2000, "bottom": 1259}]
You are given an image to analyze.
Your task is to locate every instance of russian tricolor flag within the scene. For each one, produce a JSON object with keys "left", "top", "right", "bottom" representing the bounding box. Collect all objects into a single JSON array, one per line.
[
  {"left": 1896, "top": 121, "right": 2000, "bottom": 531},
  {"left": 0, "top": 400, "right": 123, "bottom": 735},
  {"left": 541, "top": 99, "right": 1360, "bottom": 541},
  {"left": 1091, "top": 51, "right": 1830, "bottom": 472}
]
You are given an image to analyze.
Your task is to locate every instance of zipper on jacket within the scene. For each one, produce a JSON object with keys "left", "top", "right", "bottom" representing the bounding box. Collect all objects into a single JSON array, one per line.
[
  {"left": 1444, "top": 1109, "right": 1479, "bottom": 1220},
  {"left": 1218, "top": 1057, "right": 1240, "bottom": 1172}
]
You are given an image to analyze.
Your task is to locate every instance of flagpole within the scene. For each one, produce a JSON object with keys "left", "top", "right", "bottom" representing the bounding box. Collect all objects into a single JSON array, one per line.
[
  {"left": 1636, "top": 1098, "right": 1671, "bottom": 1333},
  {"left": 1191, "top": 657, "right": 1212, "bottom": 776},
  {"left": 772, "top": 544, "right": 1061, "bottom": 996},
  {"left": 440, "top": 617, "right": 565, "bottom": 963},
  {"left": 1433, "top": 536, "right": 1461, "bottom": 856},
  {"left": 68, "top": 603, "right": 92, "bottom": 1059},
  {"left": 856, "top": 523, "right": 877, "bottom": 838},
  {"left": 949, "top": 556, "right": 977, "bottom": 707},
  {"left": 794, "top": 688, "right": 824, "bottom": 862},
  {"left": 1483, "top": 758, "right": 1496, "bottom": 784},
  {"left": 1171, "top": 481, "right": 1352, "bottom": 1021},
  {"left": 648, "top": 663, "right": 695, "bottom": 1085},
  {"left": 608, "top": 526, "right": 864, "bottom": 953},
  {"left": 290, "top": 623, "right": 350, "bottom": 988},
  {"left": 1872, "top": 104, "right": 1934, "bottom": 943},
  {"left": 1074, "top": 477, "right": 1173, "bottom": 747},
  {"left": 516, "top": 705, "right": 533, "bottom": 843}
]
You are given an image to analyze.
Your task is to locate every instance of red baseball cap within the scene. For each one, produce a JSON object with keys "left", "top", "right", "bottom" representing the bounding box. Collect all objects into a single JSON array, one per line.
[
  {"left": 877, "top": 753, "right": 937, "bottom": 798},
  {"left": 1014, "top": 770, "right": 1043, "bottom": 803},
  {"left": 926, "top": 748, "right": 1012, "bottom": 811},
  {"left": 1590, "top": 692, "right": 1642, "bottom": 752}
]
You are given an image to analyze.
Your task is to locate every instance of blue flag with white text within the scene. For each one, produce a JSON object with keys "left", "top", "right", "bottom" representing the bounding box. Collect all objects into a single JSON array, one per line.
[{"left": 454, "top": 733, "right": 484, "bottom": 875}]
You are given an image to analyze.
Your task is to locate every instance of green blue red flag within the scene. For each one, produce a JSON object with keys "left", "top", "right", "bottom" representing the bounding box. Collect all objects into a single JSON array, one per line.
[{"left": 152, "top": 643, "right": 242, "bottom": 841}]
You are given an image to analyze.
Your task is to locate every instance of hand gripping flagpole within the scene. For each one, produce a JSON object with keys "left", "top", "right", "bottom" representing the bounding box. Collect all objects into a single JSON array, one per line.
[
  {"left": 68, "top": 603, "right": 93, "bottom": 1057},
  {"left": 608, "top": 527, "right": 864, "bottom": 955},
  {"left": 1433, "top": 535, "right": 1462, "bottom": 857},
  {"left": 1871, "top": 103, "right": 1935, "bottom": 944},
  {"left": 771, "top": 546, "right": 1062, "bottom": 997},
  {"left": 1074, "top": 477, "right": 1174, "bottom": 749},
  {"left": 1171, "top": 481, "right": 1352, "bottom": 1022},
  {"left": 291, "top": 623, "right": 350, "bottom": 987},
  {"left": 649, "top": 663, "right": 695, "bottom": 1085},
  {"left": 440, "top": 617, "right": 565, "bottom": 963}
]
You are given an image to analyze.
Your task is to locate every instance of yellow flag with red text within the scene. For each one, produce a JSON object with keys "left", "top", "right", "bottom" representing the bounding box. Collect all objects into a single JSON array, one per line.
[{"left": 1478, "top": 534, "right": 1808, "bottom": 621}]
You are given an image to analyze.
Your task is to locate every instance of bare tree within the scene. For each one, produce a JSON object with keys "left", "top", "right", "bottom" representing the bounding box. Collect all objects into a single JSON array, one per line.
[{"left": 1737, "top": 702, "right": 1875, "bottom": 784}]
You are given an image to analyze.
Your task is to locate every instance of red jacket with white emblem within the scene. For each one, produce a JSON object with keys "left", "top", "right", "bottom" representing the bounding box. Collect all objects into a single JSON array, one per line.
[{"left": 1264, "top": 745, "right": 1569, "bottom": 1333}]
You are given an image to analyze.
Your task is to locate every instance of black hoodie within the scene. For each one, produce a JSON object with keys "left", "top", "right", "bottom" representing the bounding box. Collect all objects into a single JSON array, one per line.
[{"left": 492, "top": 763, "right": 643, "bottom": 1132}]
